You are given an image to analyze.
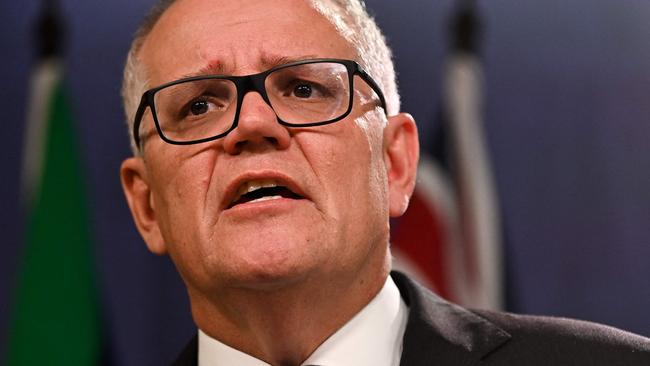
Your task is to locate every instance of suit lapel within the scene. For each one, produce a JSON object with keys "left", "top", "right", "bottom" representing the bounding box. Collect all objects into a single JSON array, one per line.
[
  {"left": 392, "top": 272, "right": 511, "bottom": 366},
  {"left": 171, "top": 335, "right": 198, "bottom": 366}
]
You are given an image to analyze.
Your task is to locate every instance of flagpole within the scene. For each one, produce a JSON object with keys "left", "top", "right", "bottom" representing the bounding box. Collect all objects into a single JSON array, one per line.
[
  {"left": 445, "top": 0, "right": 504, "bottom": 310},
  {"left": 35, "top": 0, "right": 64, "bottom": 59}
]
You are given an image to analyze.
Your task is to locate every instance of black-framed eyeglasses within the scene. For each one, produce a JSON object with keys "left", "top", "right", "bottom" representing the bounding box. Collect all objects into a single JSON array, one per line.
[{"left": 132, "top": 58, "right": 387, "bottom": 149}]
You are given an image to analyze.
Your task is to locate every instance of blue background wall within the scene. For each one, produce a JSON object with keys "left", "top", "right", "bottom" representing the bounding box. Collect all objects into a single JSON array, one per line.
[{"left": 1, "top": 1, "right": 649, "bottom": 364}]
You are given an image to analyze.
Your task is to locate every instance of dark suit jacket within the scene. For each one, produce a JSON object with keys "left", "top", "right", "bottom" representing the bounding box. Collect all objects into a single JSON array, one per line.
[{"left": 172, "top": 271, "right": 650, "bottom": 365}]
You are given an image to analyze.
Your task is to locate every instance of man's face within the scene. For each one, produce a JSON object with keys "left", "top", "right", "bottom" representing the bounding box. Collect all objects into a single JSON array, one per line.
[{"left": 124, "top": 0, "right": 414, "bottom": 294}]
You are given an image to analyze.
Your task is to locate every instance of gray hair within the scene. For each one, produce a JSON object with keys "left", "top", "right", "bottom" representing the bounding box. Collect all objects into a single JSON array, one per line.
[{"left": 121, "top": 0, "right": 400, "bottom": 155}]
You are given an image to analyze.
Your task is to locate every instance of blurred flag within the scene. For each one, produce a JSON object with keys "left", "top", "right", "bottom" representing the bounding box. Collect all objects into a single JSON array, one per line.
[
  {"left": 7, "top": 1, "right": 101, "bottom": 365},
  {"left": 391, "top": 0, "right": 503, "bottom": 310}
]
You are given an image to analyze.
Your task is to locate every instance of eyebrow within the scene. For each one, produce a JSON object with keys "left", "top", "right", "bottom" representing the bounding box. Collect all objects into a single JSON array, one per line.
[{"left": 180, "top": 54, "right": 321, "bottom": 79}]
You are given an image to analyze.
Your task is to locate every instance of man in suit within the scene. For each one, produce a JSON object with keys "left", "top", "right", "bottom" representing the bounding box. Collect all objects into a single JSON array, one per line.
[{"left": 119, "top": 0, "right": 650, "bottom": 365}]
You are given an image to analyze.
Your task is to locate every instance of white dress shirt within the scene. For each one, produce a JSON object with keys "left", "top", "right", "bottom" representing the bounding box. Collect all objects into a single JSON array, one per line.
[{"left": 198, "top": 276, "right": 409, "bottom": 366}]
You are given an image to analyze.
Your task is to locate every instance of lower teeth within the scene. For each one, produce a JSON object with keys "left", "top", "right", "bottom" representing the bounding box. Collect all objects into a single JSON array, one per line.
[{"left": 249, "top": 195, "right": 282, "bottom": 203}]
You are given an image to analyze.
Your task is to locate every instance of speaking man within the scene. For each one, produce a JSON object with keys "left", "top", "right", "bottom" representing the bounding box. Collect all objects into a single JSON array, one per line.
[{"left": 119, "top": 0, "right": 650, "bottom": 365}]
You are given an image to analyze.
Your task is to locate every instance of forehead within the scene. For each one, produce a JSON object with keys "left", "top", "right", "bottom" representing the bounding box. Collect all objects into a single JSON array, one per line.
[{"left": 140, "top": 0, "right": 355, "bottom": 85}]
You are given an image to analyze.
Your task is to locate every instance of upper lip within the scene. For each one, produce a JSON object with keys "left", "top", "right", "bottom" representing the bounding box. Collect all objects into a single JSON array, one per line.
[{"left": 221, "top": 171, "right": 308, "bottom": 209}]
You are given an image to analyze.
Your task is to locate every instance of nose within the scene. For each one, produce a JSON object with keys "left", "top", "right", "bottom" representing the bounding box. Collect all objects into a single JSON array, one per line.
[{"left": 222, "top": 92, "right": 291, "bottom": 155}]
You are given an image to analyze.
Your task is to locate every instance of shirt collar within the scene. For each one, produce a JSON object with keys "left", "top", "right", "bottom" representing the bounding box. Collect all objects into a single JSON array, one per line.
[{"left": 198, "top": 276, "right": 409, "bottom": 366}]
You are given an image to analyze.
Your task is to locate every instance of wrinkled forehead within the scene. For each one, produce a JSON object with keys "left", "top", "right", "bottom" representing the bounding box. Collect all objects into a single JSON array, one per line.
[{"left": 139, "top": 0, "right": 356, "bottom": 85}]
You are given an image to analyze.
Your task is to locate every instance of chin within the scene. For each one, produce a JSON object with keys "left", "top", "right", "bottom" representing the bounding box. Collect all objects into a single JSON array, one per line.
[
  {"left": 212, "top": 241, "right": 320, "bottom": 291},
  {"left": 238, "top": 270, "right": 310, "bottom": 292},
  {"left": 215, "top": 258, "right": 314, "bottom": 292}
]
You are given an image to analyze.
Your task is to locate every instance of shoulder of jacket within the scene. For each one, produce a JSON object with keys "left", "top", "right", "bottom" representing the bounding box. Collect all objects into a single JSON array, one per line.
[{"left": 469, "top": 309, "right": 650, "bottom": 364}]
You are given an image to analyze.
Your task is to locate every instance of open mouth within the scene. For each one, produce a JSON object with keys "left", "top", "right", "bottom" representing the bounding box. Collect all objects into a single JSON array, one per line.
[{"left": 227, "top": 179, "right": 303, "bottom": 209}]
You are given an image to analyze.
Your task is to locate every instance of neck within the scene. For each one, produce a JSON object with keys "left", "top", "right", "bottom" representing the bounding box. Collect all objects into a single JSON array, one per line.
[{"left": 189, "top": 254, "right": 390, "bottom": 366}]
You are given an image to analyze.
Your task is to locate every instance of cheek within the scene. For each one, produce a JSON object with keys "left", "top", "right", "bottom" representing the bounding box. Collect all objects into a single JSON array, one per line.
[
  {"left": 148, "top": 151, "right": 221, "bottom": 286},
  {"left": 313, "top": 122, "right": 388, "bottom": 221},
  {"left": 147, "top": 149, "right": 217, "bottom": 241},
  {"left": 320, "top": 124, "right": 390, "bottom": 264},
  {"left": 351, "top": 114, "right": 389, "bottom": 203}
]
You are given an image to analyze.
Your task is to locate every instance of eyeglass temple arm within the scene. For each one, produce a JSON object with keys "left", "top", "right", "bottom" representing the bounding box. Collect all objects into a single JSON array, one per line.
[
  {"left": 355, "top": 67, "right": 388, "bottom": 115},
  {"left": 132, "top": 93, "right": 149, "bottom": 150}
]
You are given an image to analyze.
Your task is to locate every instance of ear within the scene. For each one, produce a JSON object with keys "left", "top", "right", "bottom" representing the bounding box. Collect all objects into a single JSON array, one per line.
[
  {"left": 383, "top": 113, "right": 419, "bottom": 217},
  {"left": 120, "top": 157, "right": 167, "bottom": 255}
]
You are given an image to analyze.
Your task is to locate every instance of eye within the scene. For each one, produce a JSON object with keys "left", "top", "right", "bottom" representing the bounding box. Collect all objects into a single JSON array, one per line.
[
  {"left": 293, "top": 83, "right": 313, "bottom": 98},
  {"left": 190, "top": 100, "right": 210, "bottom": 115}
]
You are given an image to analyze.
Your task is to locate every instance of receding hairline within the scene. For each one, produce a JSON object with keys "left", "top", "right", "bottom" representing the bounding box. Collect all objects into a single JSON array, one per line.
[{"left": 131, "top": 0, "right": 354, "bottom": 60}]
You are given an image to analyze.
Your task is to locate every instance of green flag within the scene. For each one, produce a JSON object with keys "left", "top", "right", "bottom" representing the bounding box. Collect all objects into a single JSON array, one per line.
[{"left": 8, "top": 4, "right": 101, "bottom": 363}]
